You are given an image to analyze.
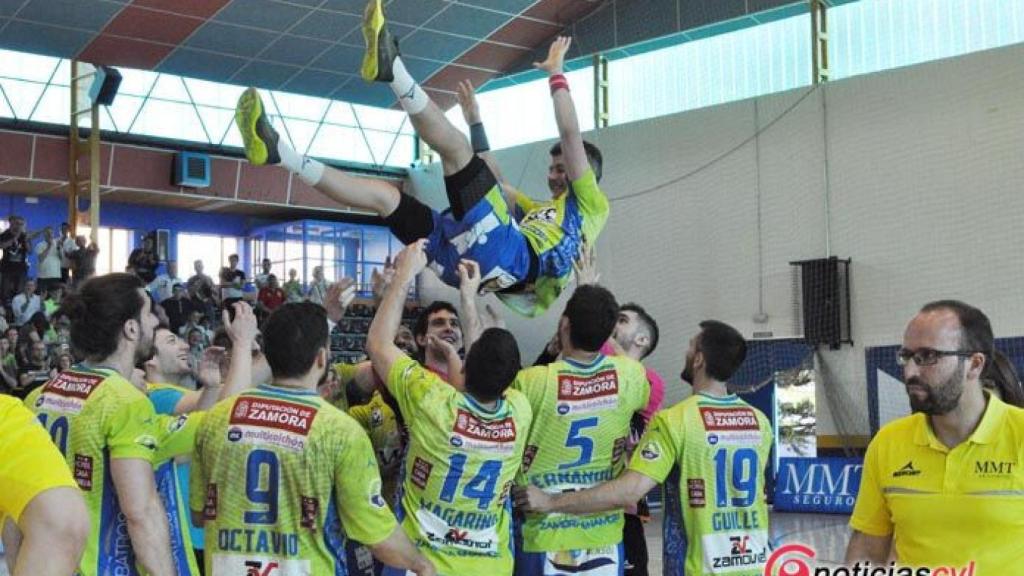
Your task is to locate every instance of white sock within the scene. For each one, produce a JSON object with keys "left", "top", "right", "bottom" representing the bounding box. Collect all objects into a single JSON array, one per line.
[
  {"left": 277, "top": 139, "right": 324, "bottom": 186},
  {"left": 390, "top": 57, "right": 428, "bottom": 115}
]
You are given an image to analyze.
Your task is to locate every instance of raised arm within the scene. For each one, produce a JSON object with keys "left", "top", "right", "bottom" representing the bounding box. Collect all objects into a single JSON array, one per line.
[
  {"left": 535, "top": 37, "right": 589, "bottom": 182},
  {"left": 457, "top": 259, "right": 484, "bottom": 353},
  {"left": 367, "top": 240, "right": 428, "bottom": 384}
]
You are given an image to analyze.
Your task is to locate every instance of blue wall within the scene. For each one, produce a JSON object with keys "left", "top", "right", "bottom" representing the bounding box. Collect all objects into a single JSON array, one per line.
[{"left": 0, "top": 193, "right": 255, "bottom": 273}]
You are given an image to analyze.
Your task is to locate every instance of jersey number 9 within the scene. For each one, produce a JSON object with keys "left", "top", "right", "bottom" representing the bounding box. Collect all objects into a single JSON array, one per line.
[{"left": 245, "top": 449, "right": 280, "bottom": 524}]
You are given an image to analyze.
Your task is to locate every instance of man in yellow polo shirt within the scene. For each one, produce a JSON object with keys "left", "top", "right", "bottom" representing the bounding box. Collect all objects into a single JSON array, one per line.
[
  {"left": 847, "top": 300, "right": 1024, "bottom": 572},
  {"left": 0, "top": 394, "right": 89, "bottom": 575}
]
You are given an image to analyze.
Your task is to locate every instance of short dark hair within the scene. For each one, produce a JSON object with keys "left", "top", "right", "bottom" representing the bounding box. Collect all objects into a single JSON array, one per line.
[
  {"left": 228, "top": 254, "right": 239, "bottom": 261},
  {"left": 919, "top": 300, "right": 994, "bottom": 357},
  {"left": 413, "top": 301, "right": 459, "bottom": 339},
  {"left": 563, "top": 284, "right": 618, "bottom": 352},
  {"left": 620, "top": 302, "right": 659, "bottom": 359},
  {"left": 262, "top": 302, "right": 328, "bottom": 380},
  {"left": 464, "top": 328, "right": 521, "bottom": 403},
  {"left": 549, "top": 141, "right": 603, "bottom": 182},
  {"left": 697, "top": 320, "right": 747, "bottom": 382},
  {"left": 59, "top": 273, "right": 146, "bottom": 361}
]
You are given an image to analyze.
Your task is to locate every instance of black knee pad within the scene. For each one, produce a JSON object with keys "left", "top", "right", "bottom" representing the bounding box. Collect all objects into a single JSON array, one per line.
[
  {"left": 384, "top": 193, "right": 435, "bottom": 245},
  {"left": 443, "top": 154, "right": 497, "bottom": 221}
]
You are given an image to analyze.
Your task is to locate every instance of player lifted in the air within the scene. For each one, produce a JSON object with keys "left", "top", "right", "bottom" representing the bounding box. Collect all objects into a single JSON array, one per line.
[{"left": 234, "top": 0, "right": 608, "bottom": 317}]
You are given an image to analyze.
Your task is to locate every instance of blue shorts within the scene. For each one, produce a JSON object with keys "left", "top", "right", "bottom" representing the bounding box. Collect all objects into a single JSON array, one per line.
[{"left": 424, "top": 186, "right": 534, "bottom": 292}]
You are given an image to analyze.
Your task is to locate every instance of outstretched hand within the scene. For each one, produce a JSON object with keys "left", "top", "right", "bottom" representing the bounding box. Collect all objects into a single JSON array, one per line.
[
  {"left": 534, "top": 36, "right": 571, "bottom": 76},
  {"left": 456, "top": 79, "right": 481, "bottom": 125},
  {"left": 371, "top": 256, "right": 397, "bottom": 303},
  {"left": 457, "top": 259, "right": 482, "bottom": 296},
  {"left": 573, "top": 243, "right": 599, "bottom": 285},
  {"left": 395, "top": 239, "right": 429, "bottom": 280},
  {"left": 222, "top": 301, "right": 258, "bottom": 345},
  {"left": 325, "top": 278, "right": 356, "bottom": 323}
]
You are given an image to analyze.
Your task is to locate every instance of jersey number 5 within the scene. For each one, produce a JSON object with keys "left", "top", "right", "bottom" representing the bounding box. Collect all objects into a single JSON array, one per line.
[
  {"left": 713, "top": 448, "right": 759, "bottom": 508},
  {"left": 560, "top": 417, "right": 599, "bottom": 469}
]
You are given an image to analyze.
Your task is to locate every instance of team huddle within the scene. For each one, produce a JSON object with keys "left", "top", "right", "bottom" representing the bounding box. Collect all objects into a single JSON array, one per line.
[
  {"left": 0, "top": 2, "right": 774, "bottom": 574},
  {"left": 6, "top": 0, "right": 1021, "bottom": 575}
]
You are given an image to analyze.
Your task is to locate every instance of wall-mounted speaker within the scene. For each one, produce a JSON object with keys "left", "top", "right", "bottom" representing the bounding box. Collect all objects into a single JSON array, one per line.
[{"left": 174, "top": 152, "right": 211, "bottom": 188}]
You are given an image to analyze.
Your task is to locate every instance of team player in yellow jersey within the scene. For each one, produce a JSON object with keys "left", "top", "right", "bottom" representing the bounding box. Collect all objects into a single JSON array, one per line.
[
  {"left": 847, "top": 300, "right": 1024, "bottom": 573},
  {"left": 517, "top": 320, "right": 773, "bottom": 576},
  {"left": 0, "top": 394, "right": 89, "bottom": 576},
  {"left": 368, "top": 240, "right": 533, "bottom": 576},
  {"left": 26, "top": 273, "right": 176, "bottom": 576}
]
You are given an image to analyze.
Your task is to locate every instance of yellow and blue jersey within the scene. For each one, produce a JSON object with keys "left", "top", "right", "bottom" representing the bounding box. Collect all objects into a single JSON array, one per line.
[
  {"left": 25, "top": 366, "right": 161, "bottom": 576},
  {"left": 190, "top": 384, "right": 396, "bottom": 576},
  {"left": 148, "top": 382, "right": 205, "bottom": 576},
  {"left": 512, "top": 354, "right": 649, "bottom": 553},
  {"left": 386, "top": 355, "right": 532, "bottom": 575},
  {"left": 629, "top": 394, "right": 772, "bottom": 576},
  {"left": 349, "top": 392, "right": 403, "bottom": 507}
]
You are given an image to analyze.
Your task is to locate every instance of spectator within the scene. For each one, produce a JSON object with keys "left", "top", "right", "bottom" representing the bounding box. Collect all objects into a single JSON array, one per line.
[
  {"left": 50, "top": 311, "right": 71, "bottom": 349},
  {"left": 148, "top": 260, "right": 183, "bottom": 303},
  {"left": 307, "top": 265, "right": 328, "bottom": 306},
  {"left": 5, "top": 327, "right": 19, "bottom": 356},
  {"left": 254, "top": 258, "right": 273, "bottom": 289},
  {"left": 58, "top": 222, "right": 77, "bottom": 284},
  {"left": 34, "top": 226, "right": 62, "bottom": 293},
  {"left": 187, "top": 260, "right": 217, "bottom": 302},
  {"left": 180, "top": 310, "right": 213, "bottom": 346},
  {"left": 0, "top": 306, "right": 8, "bottom": 335},
  {"left": 128, "top": 233, "right": 159, "bottom": 282},
  {"left": 257, "top": 274, "right": 286, "bottom": 317},
  {"left": 0, "top": 336, "right": 16, "bottom": 393},
  {"left": 68, "top": 235, "right": 99, "bottom": 286},
  {"left": 283, "top": 268, "right": 304, "bottom": 302},
  {"left": 11, "top": 279, "right": 41, "bottom": 326},
  {"left": 54, "top": 350, "right": 74, "bottom": 373},
  {"left": 0, "top": 216, "right": 42, "bottom": 302},
  {"left": 42, "top": 283, "right": 63, "bottom": 318},
  {"left": 21, "top": 312, "right": 54, "bottom": 348},
  {"left": 163, "top": 283, "right": 194, "bottom": 336},
  {"left": 15, "top": 340, "right": 52, "bottom": 399},
  {"left": 219, "top": 254, "right": 245, "bottom": 309}
]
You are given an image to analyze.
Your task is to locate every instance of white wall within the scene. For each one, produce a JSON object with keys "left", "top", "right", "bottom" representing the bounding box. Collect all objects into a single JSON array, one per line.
[{"left": 407, "top": 42, "right": 1024, "bottom": 436}]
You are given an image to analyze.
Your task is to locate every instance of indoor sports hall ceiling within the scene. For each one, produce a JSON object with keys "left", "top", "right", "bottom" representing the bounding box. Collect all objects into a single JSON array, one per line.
[{"left": 0, "top": 0, "right": 806, "bottom": 109}]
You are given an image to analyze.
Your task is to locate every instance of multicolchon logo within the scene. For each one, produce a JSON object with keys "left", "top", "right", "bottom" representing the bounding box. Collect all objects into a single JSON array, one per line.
[{"left": 764, "top": 544, "right": 976, "bottom": 576}]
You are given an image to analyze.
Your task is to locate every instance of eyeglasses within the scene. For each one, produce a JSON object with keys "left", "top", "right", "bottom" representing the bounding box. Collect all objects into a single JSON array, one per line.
[{"left": 896, "top": 348, "right": 978, "bottom": 367}]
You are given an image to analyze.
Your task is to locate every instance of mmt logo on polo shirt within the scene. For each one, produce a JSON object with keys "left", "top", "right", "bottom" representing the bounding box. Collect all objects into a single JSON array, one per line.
[{"left": 974, "top": 460, "right": 1016, "bottom": 476}]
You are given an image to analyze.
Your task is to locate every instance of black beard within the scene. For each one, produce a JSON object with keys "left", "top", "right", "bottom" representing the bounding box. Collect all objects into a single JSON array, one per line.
[{"left": 906, "top": 363, "right": 964, "bottom": 415}]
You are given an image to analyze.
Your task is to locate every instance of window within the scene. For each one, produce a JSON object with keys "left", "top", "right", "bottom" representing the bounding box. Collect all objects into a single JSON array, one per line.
[
  {"left": 177, "top": 233, "right": 239, "bottom": 282},
  {"left": 77, "top": 226, "right": 133, "bottom": 276},
  {"left": 0, "top": 51, "right": 415, "bottom": 169}
]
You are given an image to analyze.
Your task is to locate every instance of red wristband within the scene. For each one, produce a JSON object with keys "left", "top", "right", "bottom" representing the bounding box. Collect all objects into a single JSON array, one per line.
[{"left": 549, "top": 73, "right": 569, "bottom": 95}]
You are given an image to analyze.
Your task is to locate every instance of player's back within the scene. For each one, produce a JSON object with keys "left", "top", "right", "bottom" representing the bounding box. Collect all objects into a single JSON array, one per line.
[
  {"left": 25, "top": 367, "right": 161, "bottom": 576},
  {"left": 513, "top": 353, "right": 649, "bottom": 552},
  {"left": 657, "top": 393, "right": 773, "bottom": 576},
  {"left": 191, "top": 384, "right": 397, "bottom": 576},
  {"left": 385, "top": 356, "right": 532, "bottom": 575}
]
